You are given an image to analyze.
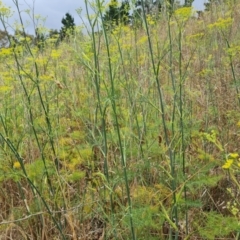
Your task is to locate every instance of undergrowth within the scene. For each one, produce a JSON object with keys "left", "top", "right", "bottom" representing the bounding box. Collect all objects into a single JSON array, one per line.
[{"left": 0, "top": 0, "right": 240, "bottom": 239}]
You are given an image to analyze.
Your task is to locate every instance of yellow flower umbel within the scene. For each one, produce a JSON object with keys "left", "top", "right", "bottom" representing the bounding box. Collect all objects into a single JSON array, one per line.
[
  {"left": 208, "top": 17, "right": 233, "bottom": 30},
  {"left": 13, "top": 161, "right": 21, "bottom": 169},
  {"left": 222, "top": 159, "right": 233, "bottom": 169},
  {"left": 222, "top": 153, "right": 239, "bottom": 169},
  {"left": 229, "top": 153, "right": 239, "bottom": 159}
]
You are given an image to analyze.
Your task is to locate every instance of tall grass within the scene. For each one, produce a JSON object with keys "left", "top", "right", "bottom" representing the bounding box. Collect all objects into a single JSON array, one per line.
[{"left": 0, "top": 0, "right": 240, "bottom": 239}]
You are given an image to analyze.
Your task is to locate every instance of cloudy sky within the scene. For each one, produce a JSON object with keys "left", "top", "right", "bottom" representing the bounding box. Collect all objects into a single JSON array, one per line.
[{"left": 1, "top": 0, "right": 208, "bottom": 34}]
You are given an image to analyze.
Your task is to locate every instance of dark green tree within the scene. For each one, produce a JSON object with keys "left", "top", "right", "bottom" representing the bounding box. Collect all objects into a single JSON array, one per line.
[
  {"left": 60, "top": 13, "right": 75, "bottom": 40},
  {"left": 119, "top": 0, "right": 131, "bottom": 25},
  {"left": 184, "top": 0, "right": 194, "bottom": 7},
  {"left": 133, "top": 0, "right": 162, "bottom": 28},
  {"left": 0, "top": 29, "right": 10, "bottom": 47},
  {"left": 135, "top": 0, "right": 179, "bottom": 16},
  {"left": 135, "top": 0, "right": 162, "bottom": 14},
  {"left": 103, "top": 0, "right": 119, "bottom": 25},
  {"left": 167, "top": 0, "right": 175, "bottom": 13},
  {"left": 35, "top": 28, "right": 46, "bottom": 50},
  {"left": 49, "top": 29, "right": 59, "bottom": 38},
  {"left": 103, "top": 0, "right": 131, "bottom": 29},
  {"left": 49, "top": 29, "right": 61, "bottom": 47}
]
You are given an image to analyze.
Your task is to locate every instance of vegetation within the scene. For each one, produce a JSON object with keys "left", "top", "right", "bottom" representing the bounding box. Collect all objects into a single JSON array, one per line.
[
  {"left": 103, "top": 0, "right": 131, "bottom": 30},
  {"left": 0, "top": 29, "right": 8, "bottom": 47},
  {"left": 204, "top": 0, "right": 233, "bottom": 11},
  {"left": 0, "top": 0, "right": 240, "bottom": 239},
  {"left": 60, "top": 13, "right": 75, "bottom": 40}
]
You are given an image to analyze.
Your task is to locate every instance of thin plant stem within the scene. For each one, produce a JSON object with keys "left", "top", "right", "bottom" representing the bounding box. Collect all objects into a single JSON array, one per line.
[{"left": 97, "top": 0, "right": 136, "bottom": 238}]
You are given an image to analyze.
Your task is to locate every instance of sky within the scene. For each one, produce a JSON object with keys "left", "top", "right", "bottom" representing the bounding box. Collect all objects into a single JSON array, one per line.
[{"left": 1, "top": 0, "right": 208, "bottom": 34}]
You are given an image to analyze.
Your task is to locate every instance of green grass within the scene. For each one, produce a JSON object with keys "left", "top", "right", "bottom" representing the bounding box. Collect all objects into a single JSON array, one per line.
[{"left": 0, "top": 0, "right": 240, "bottom": 239}]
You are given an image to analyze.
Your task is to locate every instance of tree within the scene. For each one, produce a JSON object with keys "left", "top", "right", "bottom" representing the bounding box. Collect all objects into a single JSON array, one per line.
[
  {"left": 49, "top": 29, "right": 61, "bottom": 47},
  {"left": 204, "top": 0, "right": 225, "bottom": 11},
  {"left": 60, "top": 13, "right": 75, "bottom": 40},
  {"left": 119, "top": 0, "right": 131, "bottom": 25},
  {"left": 103, "top": 0, "right": 119, "bottom": 26},
  {"left": 135, "top": 0, "right": 162, "bottom": 15},
  {"left": 49, "top": 29, "right": 59, "bottom": 39},
  {"left": 132, "top": 0, "right": 162, "bottom": 28},
  {"left": 0, "top": 29, "right": 10, "bottom": 47},
  {"left": 167, "top": 0, "right": 175, "bottom": 13},
  {"left": 184, "top": 0, "right": 194, "bottom": 7},
  {"left": 134, "top": 0, "right": 181, "bottom": 18},
  {"left": 103, "top": 0, "right": 131, "bottom": 30},
  {"left": 204, "top": 0, "right": 215, "bottom": 11},
  {"left": 35, "top": 28, "right": 46, "bottom": 49}
]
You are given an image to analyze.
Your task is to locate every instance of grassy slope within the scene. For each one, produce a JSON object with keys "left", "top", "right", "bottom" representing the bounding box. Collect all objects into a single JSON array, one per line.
[{"left": 0, "top": 1, "right": 240, "bottom": 239}]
